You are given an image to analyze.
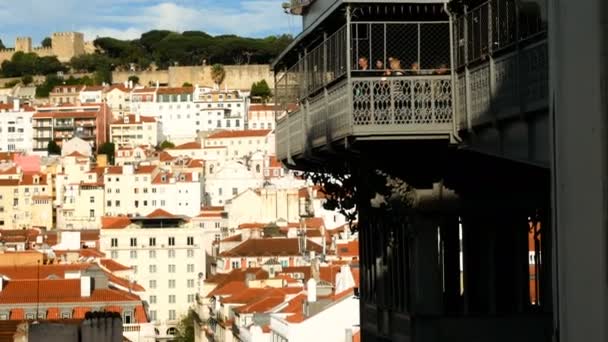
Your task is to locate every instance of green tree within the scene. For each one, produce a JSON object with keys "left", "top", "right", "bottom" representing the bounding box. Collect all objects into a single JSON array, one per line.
[
  {"left": 128, "top": 75, "right": 140, "bottom": 85},
  {"left": 41, "top": 37, "right": 52, "bottom": 48},
  {"left": 35, "top": 74, "right": 63, "bottom": 97},
  {"left": 159, "top": 140, "right": 175, "bottom": 149},
  {"left": 0, "top": 39, "right": 5, "bottom": 50},
  {"left": 3, "top": 80, "right": 19, "bottom": 89},
  {"left": 210, "top": 64, "right": 225, "bottom": 88},
  {"left": 70, "top": 54, "right": 114, "bottom": 73},
  {"left": 47, "top": 141, "right": 61, "bottom": 155},
  {"left": 182, "top": 82, "right": 192, "bottom": 87},
  {"left": 251, "top": 79, "right": 272, "bottom": 103},
  {"left": 21, "top": 75, "right": 33, "bottom": 85},
  {"left": 97, "top": 142, "right": 116, "bottom": 164},
  {"left": 173, "top": 311, "right": 195, "bottom": 342},
  {"left": 94, "top": 65, "right": 112, "bottom": 85}
]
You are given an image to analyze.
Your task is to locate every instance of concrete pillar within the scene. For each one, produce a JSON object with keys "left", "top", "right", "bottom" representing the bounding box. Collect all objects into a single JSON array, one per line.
[
  {"left": 550, "top": 0, "right": 608, "bottom": 340},
  {"left": 410, "top": 215, "right": 443, "bottom": 315},
  {"left": 440, "top": 215, "right": 462, "bottom": 313}
]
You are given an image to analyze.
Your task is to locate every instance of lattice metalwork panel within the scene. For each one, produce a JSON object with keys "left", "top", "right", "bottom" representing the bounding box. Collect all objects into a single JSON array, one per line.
[
  {"left": 493, "top": 53, "right": 518, "bottom": 110},
  {"left": 491, "top": 0, "right": 517, "bottom": 51},
  {"left": 351, "top": 22, "right": 451, "bottom": 74},
  {"left": 327, "top": 81, "right": 350, "bottom": 140},
  {"left": 276, "top": 118, "right": 288, "bottom": 159},
  {"left": 308, "top": 93, "right": 327, "bottom": 144},
  {"left": 457, "top": 74, "right": 467, "bottom": 128},
  {"left": 520, "top": 42, "right": 548, "bottom": 106},
  {"left": 288, "top": 111, "right": 305, "bottom": 155},
  {"left": 352, "top": 76, "right": 452, "bottom": 128},
  {"left": 469, "top": 65, "right": 491, "bottom": 121}
]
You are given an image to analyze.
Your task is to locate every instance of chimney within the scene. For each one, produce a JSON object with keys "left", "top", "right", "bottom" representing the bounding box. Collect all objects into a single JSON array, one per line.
[
  {"left": 0, "top": 277, "right": 4, "bottom": 291},
  {"left": 155, "top": 80, "right": 159, "bottom": 88},
  {"left": 345, "top": 328, "right": 354, "bottom": 342},
  {"left": 307, "top": 278, "right": 317, "bottom": 303},
  {"left": 13, "top": 99, "right": 19, "bottom": 112},
  {"left": 80, "top": 276, "right": 92, "bottom": 297},
  {"left": 135, "top": 112, "right": 140, "bottom": 123},
  {"left": 124, "top": 81, "right": 128, "bottom": 88},
  {"left": 129, "top": 80, "right": 134, "bottom": 89}
]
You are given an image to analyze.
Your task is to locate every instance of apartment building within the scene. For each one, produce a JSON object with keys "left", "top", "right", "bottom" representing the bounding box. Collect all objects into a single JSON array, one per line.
[
  {"left": 32, "top": 103, "right": 112, "bottom": 154},
  {"left": 110, "top": 114, "right": 160, "bottom": 148},
  {"left": 202, "top": 129, "right": 274, "bottom": 159},
  {"left": 55, "top": 153, "right": 105, "bottom": 229},
  {"left": 104, "top": 164, "right": 202, "bottom": 217},
  {"left": 78, "top": 85, "right": 104, "bottom": 104},
  {"left": 100, "top": 212, "right": 205, "bottom": 339},
  {"left": 130, "top": 86, "right": 248, "bottom": 143},
  {"left": 104, "top": 84, "right": 131, "bottom": 119},
  {"left": 247, "top": 104, "right": 277, "bottom": 130},
  {"left": 0, "top": 171, "right": 53, "bottom": 230},
  {"left": 204, "top": 161, "right": 264, "bottom": 206},
  {"left": 49, "top": 85, "right": 84, "bottom": 105},
  {"left": 0, "top": 101, "right": 35, "bottom": 153}
]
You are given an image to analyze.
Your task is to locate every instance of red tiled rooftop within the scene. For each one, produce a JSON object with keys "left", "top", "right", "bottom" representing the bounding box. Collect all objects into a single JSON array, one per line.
[
  {"left": 0, "top": 103, "right": 35, "bottom": 112},
  {"left": 156, "top": 87, "right": 194, "bottom": 94},
  {"left": 337, "top": 240, "right": 359, "bottom": 257},
  {"left": 219, "top": 238, "right": 323, "bottom": 257},
  {"left": 101, "top": 216, "right": 132, "bottom": 229},
  {"left": 146, "top": 208, "right": 176, "bottom": 218},
  {"left": 132, "top": 87, "right": 157, "bottom": 93},
  {"left": 112, "top": 114, "right": 156, "bottom": 125},
  {"left": 33, "top": 111, "right": 98, "bottom": 119},
  {"left": 100, "top": 259, "right": 132, "bottom": 272},
  {"left": 206, "top": 130, "right": 271, "bottom": 139},
  {"left": 171, "top": 142, "right": 201, "bottom": 150}
]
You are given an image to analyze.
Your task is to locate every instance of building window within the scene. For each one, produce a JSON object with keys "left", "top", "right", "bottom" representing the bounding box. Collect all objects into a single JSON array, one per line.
[
  {"left": 130, "top": 238, "right": 137, "bottom": 247},
  {"left": 107, "top": 200, "right": 111, "bottom": 207},
  {"left": 232, "top": 187, "right": 238, "bottom": 196},
  {"left": 115, "top": 200, "right": 120, "bottom": 207},
  {"left": 168, "top": 310, "right": 176, "bottom": 320},
  {"left": 149, "top": 280, "right": 156, "bottom": 289},
  {"left": 143, "top": 200, "right": 148, "bottom": 206},
  {"left": 168, "top": 264, "right": 176, "bottom": 273},
  {"left": 150, "top": 295, "right": 157, "bottom": 304},
  {"left": 111, "top": 238, "right": 118, "bottom": 247},
  {"left": 187, "top": 264, "right": 194, "bottom": 273},
  {"left": 231, "top": 261, "right": 240, "bottom": 269},
  {"left": 149, "top": 310, "right": 156, "bottom": 321},
  {"left": 169, "top": 279, "right": 176, "bottom": 288},
  {"left": 130, "top": 250, "right": 137, "bottom": 259},
  {"left": 61, "top": 312, "right": 70, "bottom": 319},
  {"left": 111, "top": 251, "right": 118, "bottom": 258},
  {"left": 132, "top": 265, "right": 138, "bottom": 274},
  {"left": 187, "top": 279, "right": 194, "bottom": 288},
  {"left": 187, "top": 237, "right": 194, "bottom": 245},
  {"left": 149, "top": 265, "right": 157, "bottom": 273},
  {"left": 169, "top": 295, "right": 176, "bottom": 304},
  {"left": 168, "top": 250, "right": 176, "bottom": 258},
  {"left": 149, "top": 250, "right": 156, "bottom": 258},
  {"left": 123, "top": 311, "right": 133, "bottom": 324},
  {"left": 149, "top": 237, "right": 156, "bottom": 246},
  {"left": 188, "top": 294, "right": 195, "bottom": 303},
  {"left": 187, "top": 249, "right": 194, "bottom": 257},
  {"left": 89, "top": 196, "right": 94, "bottom": 203},
  {"left": 168, "top": 237, "right": 175, "bottom": 246},
  {"left": 215, "top": 234, "right": 220, "bottom": 241}
]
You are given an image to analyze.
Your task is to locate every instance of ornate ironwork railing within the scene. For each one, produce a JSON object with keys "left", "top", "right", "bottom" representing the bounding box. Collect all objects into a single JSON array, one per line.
[{"left": 276, "top": 75, "right": 453, "bottom": 161}]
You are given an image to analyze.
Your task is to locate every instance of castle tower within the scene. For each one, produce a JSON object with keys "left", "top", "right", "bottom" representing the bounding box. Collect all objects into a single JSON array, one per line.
[
  {"left": 15, "top": 37, "right": 32, "bottom": 53},
  {"left": 51, "top": 32, "right": 85, "bottom": 63}
]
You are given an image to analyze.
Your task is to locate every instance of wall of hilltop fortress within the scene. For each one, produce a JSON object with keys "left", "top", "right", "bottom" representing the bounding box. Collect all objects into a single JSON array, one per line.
[
  {"left": 113, "top": 64, "right": 275, "bottom": 89},
  {"left": 0, "top": 32, "right": 85, "bottom": 64}
]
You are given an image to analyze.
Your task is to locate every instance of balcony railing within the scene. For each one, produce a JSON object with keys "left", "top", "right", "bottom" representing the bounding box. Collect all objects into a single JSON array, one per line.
[{"left": 276, "top": 75, "right": 452, "bottom": 161}]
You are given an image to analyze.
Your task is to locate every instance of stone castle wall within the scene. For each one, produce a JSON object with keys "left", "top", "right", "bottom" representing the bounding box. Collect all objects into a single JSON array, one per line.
[
  {"left": 113, "top": 64, "right": 274, "bottom": 89},
  {"left": 0, "top": 32, "right": 86, "bottom": 64}
]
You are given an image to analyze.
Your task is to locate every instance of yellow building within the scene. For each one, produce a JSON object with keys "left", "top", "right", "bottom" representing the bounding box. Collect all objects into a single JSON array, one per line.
[{"left": 0, "top": 172, "right": 53, "bottom": 230}]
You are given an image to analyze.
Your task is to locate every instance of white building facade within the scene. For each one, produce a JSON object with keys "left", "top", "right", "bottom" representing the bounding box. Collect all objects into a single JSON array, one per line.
[
  {"left": 0, "top": 101, "right": 34, "bottom": 153},
  {"left": 100, "top": 218, "right": 206, "bottom": 339},
  {"left": 110, "top": 114, "right": 161, "bottom": 148}
]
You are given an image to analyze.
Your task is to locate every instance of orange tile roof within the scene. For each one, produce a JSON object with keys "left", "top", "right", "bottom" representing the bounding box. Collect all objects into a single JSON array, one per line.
[
  {"left": 206, "top": 130, "right": 271, "bottom": 139},
  {"left": 47, "top": 307, "right": 60, "bottom": 320},
  {"left": 202, "top": 206, "right": 224, "bottom": 211},
  {"left": 104, "top": 166, "right": 123, "bottom": 174},
  {"left": 132, "top": 87, "right": 157, "bottom": 93},
  {"left": 156, "top": 87, "right": 194, "bottom": 94},
  {"left": 337, "top": 240, "right": 359, "bottom": 257},
  {"left": 106, "top": 84, "right": 129, "bottom": 93},
  {"left": 101, "top": 216, "right": 132, "bottom": 229},
  {"left": 106, "top": 273, "right": 145, "bottom": 292},
  {"left": 172, "top": 142, "right": 201, "bottom": 150},
  {"left": 0, "top": 103, "right": 35, "bottom": 112},
  {"left": 219, "top": 238, "right": 323, "bottom": 257},
  {"left": 135, "top": 305, "right": 148, "bottom": 323},
  {"left": 218, "top": 234, "right": 242, "bottom": 243},
  {"left": 111, "top": 114, "right": 156, "bottom": 125},
  {"left": 100, "top": 259, "right": 132, "bottom": 272},
  {"left": 104, "top": 305, "right": 122, "bottom": 313},
  {"left": 66, "top": 151, "right": 87, "bottom": 158},
  {"left": 82, "top": 86, "right": 105, "bottom": 91},
  {"left": 207, "top": 281, "right": 247, "bottom": 297},
  {"left": 72, "top": 307, "right": 92, "bottom": 319},
  {"left": 146, "top": 208, "right": 176, "bottom": 218},
  {"left": 268, "top": 156, "right": 282, "bottom": 168},
  {"left": 10, "top": 309, "right": 24, "bottom": 320},
  {"left": 20, "top": 172, "right": 48, "bottom": 186},
  {"left": 197, "top": 212, "right": 223, "bottom": 218},
  {"left": 135, "top": 165, "right": 157, "bottom": 174},
  {"left": 33, "top": 111, "right": 98, "bottom": 119},
  {"left": 0, "top": 279, "right": 141, "bottom": 304},
  {"left": 188, "top": 159, "right": 204, "bottom": 168}
]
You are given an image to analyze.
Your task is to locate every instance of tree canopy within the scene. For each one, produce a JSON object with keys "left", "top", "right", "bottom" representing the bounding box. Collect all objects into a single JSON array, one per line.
[
  {"left": 210, "top": 64, "right": 226, "bottom": 87},
  {"left": 98, "top": 142, "right": 116, "bottom": 164},
  {"left": 159, "top": 140, "right": 175, "bottom": 149},
  {"left": 47, "top": 141, "right": 61, "bottom": 155},
  {"left": 41, "top": 37, "right": 52, "bottom": 48},
  {"left": 173, "top": 311, "right": 195, "bottom": 342},
  {"left": 1, "top": 52, "right": 66, "bottom": 77},
  {"left": 0, "top": 39, "right": 5, "bottom": 50},
  {"left": 251, "top": 79, "right": 272, "bottom": 102}
]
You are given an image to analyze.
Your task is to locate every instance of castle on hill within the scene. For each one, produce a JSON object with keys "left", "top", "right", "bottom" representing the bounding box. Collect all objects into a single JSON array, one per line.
[{"left": 0, "top": 32, "right": 94, "bottom": 64}]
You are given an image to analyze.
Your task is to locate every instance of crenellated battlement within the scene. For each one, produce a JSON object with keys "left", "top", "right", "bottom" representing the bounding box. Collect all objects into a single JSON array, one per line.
[{"left": 0, "top": 31, "right": 87, "bottom": 65}]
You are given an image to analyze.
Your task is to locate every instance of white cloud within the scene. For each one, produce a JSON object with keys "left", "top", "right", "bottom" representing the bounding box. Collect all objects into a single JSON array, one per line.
[{"left": 79, "top": 27, "right": 145, "bottom": 42}]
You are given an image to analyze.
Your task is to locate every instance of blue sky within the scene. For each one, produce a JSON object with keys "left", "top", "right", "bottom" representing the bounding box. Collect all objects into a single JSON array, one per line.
[{"left": 0, "top": 0, "right": 301, "bottom": 47}]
